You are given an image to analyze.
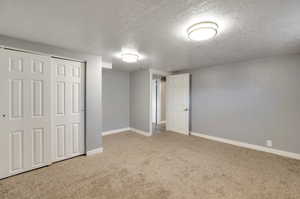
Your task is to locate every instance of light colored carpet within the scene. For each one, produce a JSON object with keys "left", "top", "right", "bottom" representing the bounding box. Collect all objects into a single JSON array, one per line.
[{"left": 1, "top": 131, "right": 300, "bottom": 199}]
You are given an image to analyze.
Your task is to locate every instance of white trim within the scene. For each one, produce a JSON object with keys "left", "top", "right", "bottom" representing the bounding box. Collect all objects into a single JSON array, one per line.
[
  {"left": 158, "top": 121, "right": 166, "bottom": 124},
  {"left": 102, "top": 61, "right": 112, "bottom": 69},
  {"left": 3, "top": 46, "right": 50, "bottom": 57},
  {"left": 86, "top": 147, "right": 103, "bottom": 156},
  {"left": 2, "top": 45, "right": 85, "bottom": 63},
  {"left": 149, "top": 70, "right": 153, "bottom": 135},
  {"left": 149, "top": 69, "right": 171, "bottom": 77},
  {"left": 130, "top": 128, "right": 151, "bottom": 137},
  {"left": 190, "top": 132, "right": 300, "bottom": 160},
  {"left": 102, "top": 128, "right": 130, "bottom": 136},
  {"left": 101, "top": 127, "right": 151, "bottom": 137},
  {"left": 168, "top": 129, "right": 189, "bottom": 136},
  {"left": 149, "top": 68, "right": 170, "bottom": 136}
]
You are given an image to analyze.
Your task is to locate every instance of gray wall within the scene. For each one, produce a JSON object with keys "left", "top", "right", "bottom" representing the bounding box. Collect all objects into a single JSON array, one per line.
[
  {"left": 189, "top": 54, "right": 300, "bottom": 154},
  {"left": 102, "top": 69, "right": 130, "bottom": 131},
  {"left": 0, "top": 35, "right": 102, "bottom": 152},
  {"left": 130, "top": 69, "right": 150, "bottom": 133}
]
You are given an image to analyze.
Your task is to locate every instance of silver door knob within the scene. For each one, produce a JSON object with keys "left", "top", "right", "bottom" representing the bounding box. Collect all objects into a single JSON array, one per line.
[
  {"left": 184, "top": 108, "right": 189, "bottom": 111},
  {"left": 2, "top": 114, "right": 6, "bottom": 118}
]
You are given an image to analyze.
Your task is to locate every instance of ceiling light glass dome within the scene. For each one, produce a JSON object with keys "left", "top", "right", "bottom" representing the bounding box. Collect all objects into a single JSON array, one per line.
[
  {"left": 187, "top": 22, "right": 218, "bottom": 41},
  {"left": 121, "top": 53, "right": 139, "bottom": 63}
]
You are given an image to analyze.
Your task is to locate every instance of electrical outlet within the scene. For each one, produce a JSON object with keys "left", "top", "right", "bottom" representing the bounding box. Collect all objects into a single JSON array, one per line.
[{"left": 266, "top": 140, "right": 273, "bottom": 147}]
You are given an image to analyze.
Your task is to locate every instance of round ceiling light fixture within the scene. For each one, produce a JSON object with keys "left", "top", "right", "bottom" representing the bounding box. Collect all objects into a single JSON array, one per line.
[
  {"left": 121, "top": 52, "right": 139, "bottom": 63},
  {"left": 187, "top": 21, "right": 218, "bottom": 41}
]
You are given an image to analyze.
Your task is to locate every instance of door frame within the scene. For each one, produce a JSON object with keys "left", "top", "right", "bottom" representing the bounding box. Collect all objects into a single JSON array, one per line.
[{"left": 149, "top": 69, "right": 170, "bottom": 135}]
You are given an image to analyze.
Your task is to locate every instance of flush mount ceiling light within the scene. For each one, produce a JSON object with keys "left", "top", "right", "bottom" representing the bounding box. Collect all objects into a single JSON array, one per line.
[
  {"left": 187, "top": 21, "right": 218, "bottom": 41},
  {"left": 121, "top": 52, "right": 139, "bottom": 63}
]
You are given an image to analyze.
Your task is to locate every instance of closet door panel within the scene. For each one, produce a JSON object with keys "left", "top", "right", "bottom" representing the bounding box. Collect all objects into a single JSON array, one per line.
[
  {"left": 0, "top": 49, "right": 51, "bottom": 179},
  {"left": 52, "top": 59, "right": 85, "bottom": 162}
]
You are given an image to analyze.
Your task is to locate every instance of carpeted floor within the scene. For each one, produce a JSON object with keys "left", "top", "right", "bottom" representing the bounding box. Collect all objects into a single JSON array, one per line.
[{"left": 1, "top": 131, "right": 300, "bottom": 199}]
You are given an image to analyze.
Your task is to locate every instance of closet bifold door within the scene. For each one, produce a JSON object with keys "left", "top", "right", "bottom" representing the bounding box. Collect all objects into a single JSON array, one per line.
[
  {"left": 0, "top": 49, "right": 51, "bottom": 179},
  {"left": 51, "top": 58, "right": 85, "bottom": 162}
]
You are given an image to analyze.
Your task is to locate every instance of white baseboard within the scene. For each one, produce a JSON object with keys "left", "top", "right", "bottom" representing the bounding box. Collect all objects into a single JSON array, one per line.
[
  {"left": 158, "top": 121, "right": 166, "bottom": 124},
  {"left": 167, "top": 128, "right": 189, "bottom": 136},
  {"left": 86, "top": 147, "right": 103, "bottom": 156},
  {"left": 101, "top": 127, "right": 151, "bottom": 137},
  {"left": 130, "top": 128, "right": 151, "bottom": 136},
  {"left": 102, "top": 127, "right": 130, "bottom": 136},
  {"left": 190, "top": 132, "right": 300, "bottom": 160}
]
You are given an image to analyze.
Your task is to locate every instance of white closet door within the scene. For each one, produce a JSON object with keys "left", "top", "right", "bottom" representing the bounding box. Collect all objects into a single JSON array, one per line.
[
  {"left": 0, "top": 49, "right": 51, "bottom": 179},
  {"left": 52, "top": 58, "right": 85, "bottom": 162}
]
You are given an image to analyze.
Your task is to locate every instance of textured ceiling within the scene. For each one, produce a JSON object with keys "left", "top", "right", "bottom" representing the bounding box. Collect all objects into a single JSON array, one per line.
[{"left": 0, "top": 0, "right": 299, "bottom": 71}]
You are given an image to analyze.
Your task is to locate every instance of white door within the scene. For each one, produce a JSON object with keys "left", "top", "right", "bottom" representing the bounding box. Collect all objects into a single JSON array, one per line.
[
  {"left": 51, "top": 58, "right": 85, "bottom": 162},
  {"left": 0, "top": 49, "right": 51, "bottom": 179},
  {"left": 166, "top": 74, "right": 190, "bottom": 135}
]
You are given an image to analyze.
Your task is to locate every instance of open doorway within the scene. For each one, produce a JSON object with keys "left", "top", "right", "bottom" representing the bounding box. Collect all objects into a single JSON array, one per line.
[{"left": 151, "top": 74, "right": 167, "bottom": 134}]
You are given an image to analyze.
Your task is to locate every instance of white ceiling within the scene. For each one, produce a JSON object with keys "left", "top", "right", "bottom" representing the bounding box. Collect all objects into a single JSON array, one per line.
[{"left": 0, "top": 0, "right": 299, "bottom": 71}]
